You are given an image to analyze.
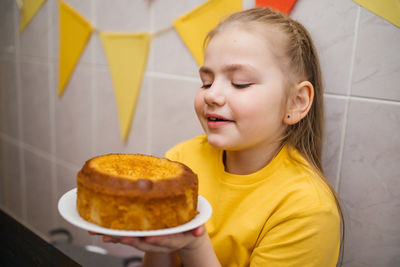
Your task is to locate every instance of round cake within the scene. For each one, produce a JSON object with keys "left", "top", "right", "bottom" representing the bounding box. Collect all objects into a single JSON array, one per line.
[{"left": 76, "top": 154, "right": 198, "bottom": 230}]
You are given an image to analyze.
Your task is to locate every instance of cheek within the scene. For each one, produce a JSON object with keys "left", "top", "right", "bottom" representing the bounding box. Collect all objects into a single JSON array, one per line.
[{"left": 194, "top": 91, "right": 204, "bottom": 117}]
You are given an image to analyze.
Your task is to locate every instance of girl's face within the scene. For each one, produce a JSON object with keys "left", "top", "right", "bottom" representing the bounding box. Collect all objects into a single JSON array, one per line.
[{"left": 194, "top": 26, "right": 289, "bottom": 152}]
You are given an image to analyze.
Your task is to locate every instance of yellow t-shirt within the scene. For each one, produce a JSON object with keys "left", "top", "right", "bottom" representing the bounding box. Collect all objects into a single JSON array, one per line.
[{"left": 166, "top": 135, "right": 340, "bottom": 267}]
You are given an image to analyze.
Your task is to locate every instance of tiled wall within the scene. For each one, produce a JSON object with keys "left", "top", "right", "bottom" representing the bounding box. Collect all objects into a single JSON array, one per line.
[{"left": 0, "top": 0, "right": 399, "bottom": 265}]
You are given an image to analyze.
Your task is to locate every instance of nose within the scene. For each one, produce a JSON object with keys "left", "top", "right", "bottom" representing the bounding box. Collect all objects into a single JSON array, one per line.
[{"left": 204, "top": 83, "right": 226, "bottom": 106}]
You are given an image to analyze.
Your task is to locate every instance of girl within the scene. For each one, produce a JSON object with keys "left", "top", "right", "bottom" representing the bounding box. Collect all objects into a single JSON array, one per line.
[{"left": 100, "top": 7, "right": 342, "bottom": 267}]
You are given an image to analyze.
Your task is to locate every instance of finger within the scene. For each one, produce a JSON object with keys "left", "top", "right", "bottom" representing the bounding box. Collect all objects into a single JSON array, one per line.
[
  {"left": 191, "top": 225, "right": 206, "bottom": 237},
  {"left": 144, "top": 232, "right": 195, "bottom": 249},
  {"left": 88, "top": 231, "right": 101, "bottom": 236},
  {"left": 102, "top": 235, "right": 120, "bottom": 243},
  {"left": 121, "top": 236, "right": 172, "bottom": 253}
]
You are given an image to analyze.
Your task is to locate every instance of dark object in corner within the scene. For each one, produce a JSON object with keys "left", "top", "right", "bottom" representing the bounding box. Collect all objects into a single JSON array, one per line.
[{"left": 0, "top": 209, "right": 81, "bottom": 267}]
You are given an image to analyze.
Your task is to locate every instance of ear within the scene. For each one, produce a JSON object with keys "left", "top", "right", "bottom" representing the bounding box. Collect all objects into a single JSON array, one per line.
[{"left": 284, "top": 81, "right": 314, "bottom": 125}]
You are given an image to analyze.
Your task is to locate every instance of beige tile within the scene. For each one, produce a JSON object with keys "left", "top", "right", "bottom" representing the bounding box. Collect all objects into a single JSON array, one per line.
[
  {"left": 94, "top": 0, "right": 150, "bottom": 32},
  {"left": 24, "top": 149, "right": 54, "bottom": 238},
  {"left": 148, "top": 28, "right": 199, "bottom": 77},
  {"left": 150, "top": 77, "right": 203, "bottom": 157},
  {"left": 20, "top": 60, "right": 51, "bottom": 153},
  {"left": 339, "top": 99, "right": 400, "bottom": 266},
  {"left": 291, "top": 0, "right": 358, "bottom": 95},
  {"left": 0, "top": 141, "right": 23, "bottom": 219},
  {"left": 0, "top": 0, "right": 16, "bottom": 54},
  {"left": 0, "top": 139, "right": 4, "bottom": 207},
  {"left": 351, "top": 8, "right": 400, "bottom": 101},
  {"left": 0, "top": 59, "right": 19, "bottom": 138},
  {"left": 93, "top": 67, "right": 149, "bottom": 156},
  {"left": 322, "top": 96, "right": 346, "bottom": 188},
  {"left": 92, "top": 0, "right": 151, "bottom": 67},
  {"left": 55, "top": 64, "right": 93, "bottom": 166},
  {"left": 19, "top": 0, "right": 49, "bottom": 60},
  {"left": 152, "top": 0, "right": 205, "bottom": 31}
]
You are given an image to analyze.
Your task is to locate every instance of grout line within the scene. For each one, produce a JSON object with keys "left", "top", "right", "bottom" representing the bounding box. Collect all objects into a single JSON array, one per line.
[
  {"left": 91, "top": 0, "right": 97, "bottom": 158},
  {"left": 90, "top": 0, "right": 96, "bottom": 247},
  {"left": 0, "top": 133, "right": 80, "bottom": 174},
  {"left": 324, "top": 93, "right": 400, "bottom": 105},
  {"left": 335, "top": 5, "right": 361, "bottom": 193},
  {"left": 13, "top": 0, "right": 27, "bottom": 223},
  {"left": 147, "top": 3, "right": 155, "bottom": 154},
  {"left": 47, "top": 0, "right": 58, "bottom": 231}
]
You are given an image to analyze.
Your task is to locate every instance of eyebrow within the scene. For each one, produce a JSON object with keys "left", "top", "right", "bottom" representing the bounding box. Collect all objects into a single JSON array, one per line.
[{"left": 199, "top": 64, "right": 256, "bottom": 75}]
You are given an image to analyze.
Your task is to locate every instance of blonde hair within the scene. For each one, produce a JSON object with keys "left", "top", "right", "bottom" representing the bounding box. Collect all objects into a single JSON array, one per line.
[{"left": 205, "top": 7, "right": 343, "bottom": 264}]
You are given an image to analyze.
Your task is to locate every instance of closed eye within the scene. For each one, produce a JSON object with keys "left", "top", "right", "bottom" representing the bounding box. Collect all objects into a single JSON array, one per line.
[
  {"left": 232, "top": 83, "right": 253, "bottom": 89},
  {"left": 201, "top": 84, "right": 212, "bottom": 89}
]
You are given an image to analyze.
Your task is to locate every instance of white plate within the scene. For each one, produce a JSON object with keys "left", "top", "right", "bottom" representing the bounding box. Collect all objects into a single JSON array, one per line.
[{"left": 58, "top": 188, "right": 212, "bottom": 237}]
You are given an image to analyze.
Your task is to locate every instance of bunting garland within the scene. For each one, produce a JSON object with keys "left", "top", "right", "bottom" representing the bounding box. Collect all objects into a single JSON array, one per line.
[
  {"left": 255, "top": 0, "right": 297, "bottom": 14},
  {"left": 173, "top": 0, "right": 242, "bottom": 66},
  {"left": 58, "top": 0, "right": 93, "bottom": 96},
  {"left": 19, "top": 0, "right": 47, "bottom": 33},
  {"left": 100, "top": 33, "right": 151, "bottom": 142},
  {"left": 15, "top": 0, "right": 400, "bottom": 143},
  {"left": 19, "top": 0, "right": 243, "bottom": 141}
]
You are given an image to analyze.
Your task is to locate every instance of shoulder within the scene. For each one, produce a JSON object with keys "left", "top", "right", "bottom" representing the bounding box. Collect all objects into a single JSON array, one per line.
[
  {"left": 273, "top": 146, "right": 339, "bottom": 219},
  {"left": 165, "top": 135, "right": 213, "bottom": 161}
]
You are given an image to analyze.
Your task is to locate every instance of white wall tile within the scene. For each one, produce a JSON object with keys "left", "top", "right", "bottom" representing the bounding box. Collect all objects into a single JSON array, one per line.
[
  {"left": 24, "top": 149, "right": 54, "bottom": 237},
  {"left": 0, "top": 59, "right": 19, "bottom": 138},
  {"left": 150, "top": 77, "right": 203, "bottom": 157},
  {"left": 151, "top": 0, "right": 206, "bottom": 31},
  {"left": 339, "top": 99, "right": 400, "bottom": 266},
  {"left": 20, "top": 60, "right": 51, "bottom": 153},
  {"left": 351, "top": 8, "right": 400, "bottom": 101},
  {"left": 148, "top": 29, "right": 199, "bottom": 77},
  {"left": 0, "top": 139, "right": 4, "bottom": 207},
  {"left": 93, "top": 67, "right": 149, "bottom": 155},
  {"left": 55, "top": 64, "right": 94, "bottom": 166},
  {"left": 0, "top": 140, "right": 23, "bottom": 219},
  {"left": 94, "top": 0, "right": 150, "bottom": 32},
  {"left": 0, "top": 0, "right": 16, "bottom": 54},
  {"left": 322, "top": 96, "right": 347, "bottom": 188},
  {"left": 291, "top": 0, "right": 359, "bottom": 95},
  {"left": 19, "top": 0, "right": 49, "bottom": 60}
]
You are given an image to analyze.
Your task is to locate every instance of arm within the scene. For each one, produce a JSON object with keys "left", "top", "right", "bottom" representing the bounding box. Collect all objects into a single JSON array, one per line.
[{"left": 142, "top": 252, "right": 181, "bottom": 267}]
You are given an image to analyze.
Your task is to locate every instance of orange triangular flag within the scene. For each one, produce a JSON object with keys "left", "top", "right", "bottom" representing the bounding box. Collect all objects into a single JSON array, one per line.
[
  {"left": 173, "top": 0, "right": 242, "bottom": 66},
  {"left": 58, "top": 0, "right": 92, "bottom": 96},
  {"left": 19, "top": 0, "right": 47, "bottom": 33},
  {"left": 100, "top": 33, "right": 150, "bottom": 142},
  {"left": 256, "top": 0, "right": 297, "bottom": 14}
]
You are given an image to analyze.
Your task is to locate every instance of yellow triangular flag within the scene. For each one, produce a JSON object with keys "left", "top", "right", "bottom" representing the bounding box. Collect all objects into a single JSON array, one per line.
[
  {"left": 19, "top": 0, "right": 47, "bottom": 33},
  {"left": 58, "top": 0, "right": 92, "bottom": 96},
  {"left": 100, "top": 33, "right": 150, "bottom": 142},
  {"left": 173, "top": 0, "right": 242, "bottom": 66},
  {"left": 354, "top": 0, "right": 400, "bottom": 28}
]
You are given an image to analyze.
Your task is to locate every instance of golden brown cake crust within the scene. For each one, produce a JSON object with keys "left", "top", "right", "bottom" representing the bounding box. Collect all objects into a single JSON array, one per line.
[
  {"left": 77, "top": 154, "right": 198, "bottom": 198},
  {"left": 76, "top": 154, "right": 199, "bottom": 230}
]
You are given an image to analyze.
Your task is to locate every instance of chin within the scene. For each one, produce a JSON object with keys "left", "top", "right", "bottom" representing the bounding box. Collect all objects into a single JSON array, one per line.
[{"left": 206, "top": 134, "right": 233, "bottom": 150}]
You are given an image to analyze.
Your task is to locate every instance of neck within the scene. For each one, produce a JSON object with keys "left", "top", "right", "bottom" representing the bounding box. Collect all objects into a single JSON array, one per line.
[{"left": 224, "top": 142, "right": 283, "bottom": 175}]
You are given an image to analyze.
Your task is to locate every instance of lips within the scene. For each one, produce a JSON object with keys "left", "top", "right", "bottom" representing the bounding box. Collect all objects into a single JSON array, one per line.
[{"left": 206, "top": 113, "right": 233, "bottom": 129}]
